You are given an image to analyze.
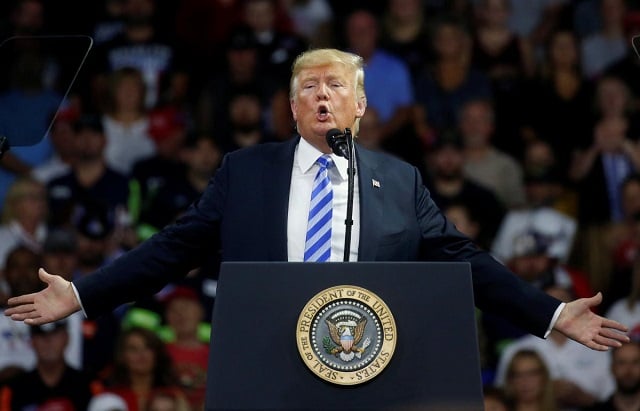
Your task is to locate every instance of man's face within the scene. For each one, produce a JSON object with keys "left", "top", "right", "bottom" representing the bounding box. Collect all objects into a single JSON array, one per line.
[
  {"left": 165, "top": 297, "right": 203, "bottom": 337},
  {"left": 244, "top": 0, "right": 275, "bottom": 33},
  {"left": 460, "top": 102, "right": 493, "bottom": 148},
  {"left": 346, "top": 11, "right": 378, "bottom": 58},
  {"left": 31, "top": 328, "right": 68, "bottom": 365},
  {"left": 5, "top": 249, "right": 42, "bottom": 296},
  {"left": 290, "top": 63, "right": 365, "bottom": 152},
  {"left": 433, "top": 145, "right": 464, "bottom": 180},
  {"left": 76, "top": 129, "right": 105, "bottom": 162},
  {"left": 612, "top": 343, "right": 640, "bottom": 395}
]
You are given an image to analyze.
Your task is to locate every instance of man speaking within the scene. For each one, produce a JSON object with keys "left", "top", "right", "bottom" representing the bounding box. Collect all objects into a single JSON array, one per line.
[{"left": 5, "top": 48, "right": 628, "bottom": 358}]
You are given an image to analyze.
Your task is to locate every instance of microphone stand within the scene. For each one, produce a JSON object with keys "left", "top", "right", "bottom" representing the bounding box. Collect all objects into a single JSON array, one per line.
[
  {"left": 343, "top": 128, "right": 355, "bottom": 262},
  {"left": 0, "top": 136, "right": 9, "bottom": 160}
]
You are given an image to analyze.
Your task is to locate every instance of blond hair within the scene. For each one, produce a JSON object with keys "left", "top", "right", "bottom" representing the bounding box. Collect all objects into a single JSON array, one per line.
[
  {"left": 290, "top": 48, "right": 367, "bottom": 135},
  {"left": 1, "top": 176, "right": 45, "bottom": 224},
  {"left": 504, "top": 349, "right": 558, "bottom": 411}
]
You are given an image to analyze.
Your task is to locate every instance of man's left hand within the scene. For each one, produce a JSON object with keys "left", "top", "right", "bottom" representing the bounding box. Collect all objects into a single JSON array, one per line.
[{"left": 555, "top": 292, "right": 630, "bottom": 351}]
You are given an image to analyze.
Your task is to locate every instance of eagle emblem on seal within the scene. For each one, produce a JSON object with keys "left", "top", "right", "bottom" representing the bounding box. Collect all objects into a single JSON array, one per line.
[{"left": 323, "top": 310, "right": 371, "bottom": 362}]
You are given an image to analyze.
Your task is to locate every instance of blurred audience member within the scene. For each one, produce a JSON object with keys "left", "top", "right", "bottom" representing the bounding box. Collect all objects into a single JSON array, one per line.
[
  {"left": 503, "top": 349, "right": 559, "bottom": 411},
  {"left": 345, "top": 9, "right": 414, "bottom": 142},
  {"left": 582, "top": 341, "right": 640, "bottom": 411},
  {"left": 47, "top": 115, "right": 130, "bottom": 230},
  {"left": 41, "top": 228, "right": 78, "bottom": 281},
  {"left": 71, "top": 202, "right": 120, "bottom": 279},
  {"left": 425, "top": 137, "right": 505, "bottom": 249},
  {"left": 471, "top": 0, "right": 535, "bottom": 159},
  {"left": 501, "top": 229, "right": 589, "bottom": 297},
  {"left": 89, "top": 0, "right": 187, "bottom": 110},
  {"left": 88, "top": 391, "right": 129, "bottom": 411},
  {"left": 592, "top": 76, "right": 640, "bottom": 152},
  {"left": 32, "top": 106, "right": 80, "bottom": 184},
  {"left": 571, "top": 118, "right": 640, "bottom": 281},
  {"left": 102, "top": 327, "right": 179, "bottom": 411},
  {"left": 414, "top": 16, "right": 492, "bottom": 143},
  {"left": 241, "top": 0, "right": 307, "bottom": 86},
  {"left": 0, "top": 0, "right": 44, "bottom": 39},
  {"left": 282, "top": 0, "right": 334, "bottom": 47},
  {"left": 70, "top": 202, "right": 125, "bottom": 379},
  {"left": 226, "top": 89, "right": 271, "bottom": 152},
  {"left": 196, "top": 26, "right": 290, "bottom": 141},
  {"left": 175, "top": 0, "right": 242, "bottom": 82},
  {"left": 0, "top": 320, "right": 101, "bottom": 411},
  {"left": 506, "top": 0, "right": 566, "bottom": 50},
  {"left": 580, "top": 0, "right": 627, "bottom": 80},
  {"left": 101, "top": 67, "right": 155, "bottom": 176},
  {"left": 0, "top": 246, "right": 43, "bottom": 381},
  {"left": 524, "top": 140, "right": 557, "bottom": 179},
  {"left": 162, "top": 286, "right": 209, "bottom": 410},
  {"left": 91, "top": 0, "right": 126, "bottom": 45},
  {"left": 606, "top": 257, "right": 640, "bottom": 339},
  {"left": 379, "top": 0, "right": 431, "bottom": 80},
  {"left": 130, "top": 106, "right": 188, "bottom": 241},
  {"left": 605, "top": 11, "right": 640, "bottom": 100},
  {"left": 424, "top": 0, "right": 476, "bottom": 24},
  {"left": 473, "top": 0, "right": 536, "bottom": 79},
  {"left": 355, "top": 108, "right": 384, "bottom": 151},
  {"left": 483, "top": 385, "right": 509, "bottom": 411},
  {"left": 523, "top": 141, "right": 576, "bottom": 216},
  {"left": 460, "top": 99, "right": 526, "bottom": 208},
  {"left": 568, "top": 76, "right": 640, "bottom": 293},
  {"left": 0, "top": 177, "right": 47, "bottom": 270},
  {"left": 146, "top": 388, "right": 191, "bottom": 411},
  {"left": 523, "top": 29, "right": 594, "bottom": 179},
  {"left": 496, "top": 286, "right": 615, "bottom": 409},
  {"left": 483, "top": 230, "right": 588, "bottom": 372},
  {"left": 491, "top": 169, "right": 577, "bottom": 267},
  {"left": 138, "top": 133, "right": 221, "bottom": 237},
  {"left": 607, "top": 174, "right": 640, "bottom": 308}
]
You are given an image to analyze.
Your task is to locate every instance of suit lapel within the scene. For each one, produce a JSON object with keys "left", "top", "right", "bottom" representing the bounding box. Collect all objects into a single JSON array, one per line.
[
  {"left": 355, "top": 146, "right": 383, "bottom": 261},
  {"left": 263, "top": 137, "right": 298, "bottom": 261}
]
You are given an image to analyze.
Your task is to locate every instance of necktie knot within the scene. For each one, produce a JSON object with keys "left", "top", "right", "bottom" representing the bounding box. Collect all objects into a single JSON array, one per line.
[{"left": 317, "top": 155, "right": 333, "bottom": 170}]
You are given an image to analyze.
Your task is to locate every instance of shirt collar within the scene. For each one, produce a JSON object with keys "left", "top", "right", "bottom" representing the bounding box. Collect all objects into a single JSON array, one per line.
[{"left": 297, "top": 136, "right": 349, "bottom": 180}]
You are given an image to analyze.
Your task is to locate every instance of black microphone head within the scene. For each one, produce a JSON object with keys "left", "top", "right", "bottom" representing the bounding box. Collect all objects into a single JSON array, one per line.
[
  {"left": 325, "top": 128, "right": 350, "bottom": 159},
  {"left": 325, "top": 128, "right": 344, "bottom": 144}
]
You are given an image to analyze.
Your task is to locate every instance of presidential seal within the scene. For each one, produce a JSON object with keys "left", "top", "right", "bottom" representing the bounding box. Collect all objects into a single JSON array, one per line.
[{"left": 296, "top": 285, "right": 397, "bottom": 385}]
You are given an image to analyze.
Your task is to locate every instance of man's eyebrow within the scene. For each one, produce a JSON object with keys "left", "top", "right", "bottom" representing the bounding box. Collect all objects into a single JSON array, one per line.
[
  {"left": 326, "top": 74, "right": 347, "bottom": 83},
  {"left": 300, "top": 75, "right": 319, "bottom": 83}
]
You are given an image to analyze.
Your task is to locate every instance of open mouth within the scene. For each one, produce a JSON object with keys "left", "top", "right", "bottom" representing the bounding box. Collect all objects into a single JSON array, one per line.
[{"left": 316, "top": 105, "right": 330, "bottom": 121}]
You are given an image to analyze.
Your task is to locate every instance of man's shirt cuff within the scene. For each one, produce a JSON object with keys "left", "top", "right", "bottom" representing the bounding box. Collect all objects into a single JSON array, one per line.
[
  {"left": 544, "top": 302, "right": 566, "bottom": 338},
  {"left": 71, "top": 283, "right": 88, "bottom": 318}
]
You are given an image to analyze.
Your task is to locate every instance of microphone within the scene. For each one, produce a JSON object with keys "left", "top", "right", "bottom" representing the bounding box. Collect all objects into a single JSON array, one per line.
[{"left": 325, "top": 128, "right": 350, "bottom": 159}]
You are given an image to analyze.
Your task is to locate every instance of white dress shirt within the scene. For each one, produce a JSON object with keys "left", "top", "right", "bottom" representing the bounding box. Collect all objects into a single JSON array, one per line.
[{"left": 287, "top": 137, "right": 360, "bottom": 262}]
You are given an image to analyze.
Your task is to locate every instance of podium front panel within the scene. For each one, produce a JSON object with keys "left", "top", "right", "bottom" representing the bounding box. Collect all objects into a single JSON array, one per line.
[{"left": 205, "top": 262, "right": 483, "bottom": 411}]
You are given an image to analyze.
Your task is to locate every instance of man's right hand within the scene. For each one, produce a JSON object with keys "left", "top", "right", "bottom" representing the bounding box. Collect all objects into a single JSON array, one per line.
[{"left": 4, "top": 268, "right": 81, "bottom": 325}]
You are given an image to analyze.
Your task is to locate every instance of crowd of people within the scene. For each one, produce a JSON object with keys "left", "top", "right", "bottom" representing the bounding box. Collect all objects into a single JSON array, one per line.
[{"left": 1, "top": 0, "right": 640, "bottom": 409}]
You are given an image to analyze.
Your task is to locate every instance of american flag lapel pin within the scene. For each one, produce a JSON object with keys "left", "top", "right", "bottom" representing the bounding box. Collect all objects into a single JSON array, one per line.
[{"left": 372, "top": 179, "right": 381, "bottom": 188}]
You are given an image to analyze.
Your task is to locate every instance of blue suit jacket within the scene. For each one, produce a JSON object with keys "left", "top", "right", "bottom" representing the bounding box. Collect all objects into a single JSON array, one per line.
[{"left": 75, "top": 137, "right": 560, "bottom": 337}]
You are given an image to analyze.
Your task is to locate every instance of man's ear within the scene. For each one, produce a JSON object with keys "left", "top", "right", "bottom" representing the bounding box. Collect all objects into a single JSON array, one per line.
[
  {"left": 290, "top": 98, "right": 298, "bottom": 121},
  {"left": 356, "top": 96, "right": 367, "bottom": 118}
]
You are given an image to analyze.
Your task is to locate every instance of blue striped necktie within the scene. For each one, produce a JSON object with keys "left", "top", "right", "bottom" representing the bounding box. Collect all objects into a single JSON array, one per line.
[{"left": 304, "top": 155, "right": 333, "bottom": 262}]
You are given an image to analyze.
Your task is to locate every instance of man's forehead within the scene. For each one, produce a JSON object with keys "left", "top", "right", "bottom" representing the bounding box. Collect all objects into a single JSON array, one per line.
[{"left": 298, "top": 64, "right": 352, "bottom": 81}]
